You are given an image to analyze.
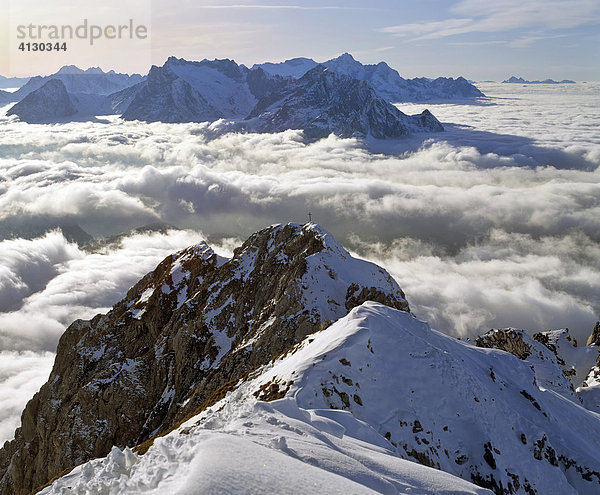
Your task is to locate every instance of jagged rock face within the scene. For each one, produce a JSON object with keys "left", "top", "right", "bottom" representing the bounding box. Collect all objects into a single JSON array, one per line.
[
  {"left": 6, "top": 80, "right": 77, "bottom": 123},
  {"left": 479, "top": 326, "right": 600, "bottom": 417},
  {"left": 121, "top": 65, "right": 224, "bottom": 123},
  {"left": 249, "top": 66, "right": 444, "bottom": 140},
  {"left": 582, "top": 323, "right": 600, "bottom": 396},
  {"left": 0, "top": 223, "right": 408, "bottom": 495},
  {"left": 122, "top": 57, "right": 290, "bottom": 123},
  {"left": 586, "top": 322, "right": 600, "bottom": 346},
  {"left": 475, "top": 328, "right": 533, "bottom": 360}
]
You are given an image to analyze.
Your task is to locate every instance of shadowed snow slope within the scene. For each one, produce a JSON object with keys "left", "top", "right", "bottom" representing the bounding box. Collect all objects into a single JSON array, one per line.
[{"left": 43, "top": 302, "right": 600, "bottom": 494}]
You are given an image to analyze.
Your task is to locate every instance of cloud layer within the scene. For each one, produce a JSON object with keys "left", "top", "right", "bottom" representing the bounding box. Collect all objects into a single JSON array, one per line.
[{"left": 0, "top": 82, "right": 598, "bottom": 443}]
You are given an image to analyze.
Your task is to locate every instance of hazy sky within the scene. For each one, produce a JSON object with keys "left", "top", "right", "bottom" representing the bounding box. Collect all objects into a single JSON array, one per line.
[{"left": 2, "top": 0, "right": 599, "bottom": 80}]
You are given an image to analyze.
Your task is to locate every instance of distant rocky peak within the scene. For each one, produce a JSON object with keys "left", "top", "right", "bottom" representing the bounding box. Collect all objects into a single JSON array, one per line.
[
  {"left": 56, "top": 65, "right": 85, "bottom": 75},
  {"left": 6, "top": 79, "right": 77, "bottom": 123}
]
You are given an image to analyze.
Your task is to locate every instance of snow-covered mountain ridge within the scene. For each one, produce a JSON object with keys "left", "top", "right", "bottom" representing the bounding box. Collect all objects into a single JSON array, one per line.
[
  {"left": 120, "top": 57, "right": 444, "bottom": 138},
  {"left": 3, "top": 53, "right": 484, "bottom": 137},
  {"left": 43, "top": 302, "right": 600, "bottom": 495},
  {"left": 254, "top": 53, "right": 485, "bottom": 102},
  {"left": 0, "top": 223, "right": 409, "bottom": 495},
  {"left": 2, "top": 224, "right": 599, "bottom": 495}
]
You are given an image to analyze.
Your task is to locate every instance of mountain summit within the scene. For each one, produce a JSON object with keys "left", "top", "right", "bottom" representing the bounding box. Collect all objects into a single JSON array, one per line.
[{"left": 0, "top": 223, "right": 408, "bottom": 495}]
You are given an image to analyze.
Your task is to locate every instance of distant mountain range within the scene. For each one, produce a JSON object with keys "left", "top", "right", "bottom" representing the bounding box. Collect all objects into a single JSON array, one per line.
[
  {"left": 2, "top": 54, "right": 486, "bottom": 138},
  {"left": 503, "top": 76, "right": 576, "bottom": 84},
  {"left": 255, "top": 53, "right": 485, "bottom": 102},
  {"left": 0, "top": 66, "right": 144, "bottom": 106}
]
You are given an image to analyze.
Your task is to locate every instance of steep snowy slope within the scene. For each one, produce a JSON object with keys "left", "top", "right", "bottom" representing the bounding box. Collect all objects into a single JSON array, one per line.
[
  {"left": 122, "top": 57, "right": 292, "bottom": 123},
  {"left": 121, "top": 63, "right": 224, "bottom": 123},
  {"left": 43, "top": 303, "right": 600, "bottom": 495},
  {"left": 476, "top": 327, "right": 600, "bottom": 414}
]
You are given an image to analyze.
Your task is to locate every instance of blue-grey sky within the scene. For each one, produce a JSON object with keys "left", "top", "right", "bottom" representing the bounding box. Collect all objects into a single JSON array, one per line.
[{"left": 3, "top": 0, "right": 600, "bottom": 80}]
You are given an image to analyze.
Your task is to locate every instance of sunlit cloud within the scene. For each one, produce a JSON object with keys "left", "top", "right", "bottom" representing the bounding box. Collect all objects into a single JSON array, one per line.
[{"left": 0, "top": 82, "right": 598, "bottom": 445}]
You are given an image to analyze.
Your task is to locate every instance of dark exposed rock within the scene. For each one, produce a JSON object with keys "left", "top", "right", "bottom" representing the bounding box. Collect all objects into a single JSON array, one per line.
[
  {"left": 248, "top": 65, "right": 444, "bottom": 140},
  {"left": 0, "top": 223, "right": 408, "bottom": 495},
  {"left": 475, "top": 329, "right": 532, "bottom": 360},
  {"left": 587, "top": 322, "right": 600, "bottom": 346}
]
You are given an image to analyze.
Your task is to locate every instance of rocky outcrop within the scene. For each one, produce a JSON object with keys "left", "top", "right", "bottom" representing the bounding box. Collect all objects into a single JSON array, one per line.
[
  {"left": 475, "top": 328, "right": 532, "bottom": 360},
  {"left": 586, "top": 322, "right": 600, "bottom": 346},
  {"left": 0, "top": 223, "right": 409, "bottom": 495},
  {"left": 476, "top": 328, "right": 580, "bottom": 402}
]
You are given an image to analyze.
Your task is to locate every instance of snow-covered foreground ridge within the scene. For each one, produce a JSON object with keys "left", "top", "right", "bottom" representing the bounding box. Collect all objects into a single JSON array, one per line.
[
  {"left": 44, "top": 303, "right": 600, "bottom": 495},
  {"left": 0, "top": 223, "right": 410, "bottom": 494},
  {"left": 3, "top": 223, "right": 600, "bottom": 495}
]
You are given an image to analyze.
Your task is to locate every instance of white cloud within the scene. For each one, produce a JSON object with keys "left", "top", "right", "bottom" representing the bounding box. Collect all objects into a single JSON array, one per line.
[
  {"left": 0, "top": 350, "right": 55, "bottom": 444},
  {"left": 0, "top": 229, "right": 205, "bottom": 351},
  {"left": 0, "top": 83, "right": 598, "bottom": 443},
  {"left": 382, "top": 0, "right": 600, "bottom": 41}
]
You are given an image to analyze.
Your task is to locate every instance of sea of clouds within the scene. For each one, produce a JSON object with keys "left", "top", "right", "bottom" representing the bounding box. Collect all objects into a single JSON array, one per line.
[{"left": 0, "top": 82, "right": 598, "bottom": 443}]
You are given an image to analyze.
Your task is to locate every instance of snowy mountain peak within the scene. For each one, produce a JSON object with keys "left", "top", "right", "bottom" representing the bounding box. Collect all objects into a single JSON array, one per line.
[
  {"left": 251, "top": 57, "right": 318, "bottom": 78},
  {"left": 0, "top": 224, "right": 409, "bottom": 495},
  {"left": 55, "top": 65, "right": 85, "bottom": 75},
  {"left": 334, "top": 52, "right": 359, "bottom": 65}
]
